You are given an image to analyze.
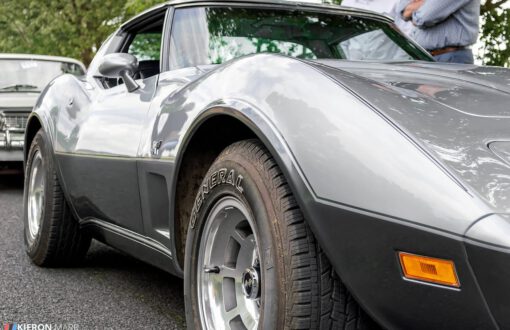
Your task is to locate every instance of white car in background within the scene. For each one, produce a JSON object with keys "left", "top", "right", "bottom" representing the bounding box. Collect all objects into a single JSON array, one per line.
[{"left": 0, "top": 54, "right": 85, "bottom": 162}]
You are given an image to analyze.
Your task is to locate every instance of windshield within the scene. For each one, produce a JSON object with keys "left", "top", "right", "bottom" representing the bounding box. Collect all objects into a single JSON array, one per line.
[
  {"left": 169, "top": 7, "right": 432, "bottom": 69},
  {"left": 0, "top": 59, "right": 85, "bottom": 93}
]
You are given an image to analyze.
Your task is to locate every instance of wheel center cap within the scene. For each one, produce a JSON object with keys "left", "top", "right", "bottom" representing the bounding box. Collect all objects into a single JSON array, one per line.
[{"left": 241, "top": 267, "right": 260, "bottom": 300}]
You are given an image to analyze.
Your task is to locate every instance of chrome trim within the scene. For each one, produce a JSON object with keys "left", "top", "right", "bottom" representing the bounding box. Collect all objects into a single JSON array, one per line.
[
  {"left": 27, "top": 150, "right": 45, "bottom": 243},
  {"left": 198, "top": 196, "right": 261, "bottom": 329},
  {"left": 80, "top": 218, "right": 173, "bottom": 259}
]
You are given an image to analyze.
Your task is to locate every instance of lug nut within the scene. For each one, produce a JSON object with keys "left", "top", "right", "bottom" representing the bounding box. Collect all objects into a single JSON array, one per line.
[{"left": 204, "top": 266, "right": 220, "bottom": 274}]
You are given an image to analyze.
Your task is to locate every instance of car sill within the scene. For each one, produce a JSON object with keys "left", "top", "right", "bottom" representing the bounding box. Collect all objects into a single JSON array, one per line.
[{"left": 80, "top": 218, "right": 183, "bottom": 278}]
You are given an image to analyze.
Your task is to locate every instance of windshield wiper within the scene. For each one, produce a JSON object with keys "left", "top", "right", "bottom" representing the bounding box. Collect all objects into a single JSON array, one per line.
[{"left": 0, "top": 84, "right": 40, "bottom": 92}]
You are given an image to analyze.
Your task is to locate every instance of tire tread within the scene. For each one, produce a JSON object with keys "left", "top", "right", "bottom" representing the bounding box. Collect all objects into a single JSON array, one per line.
[{"left": 217, "top": 140, "right": 371, "bottom": 330}]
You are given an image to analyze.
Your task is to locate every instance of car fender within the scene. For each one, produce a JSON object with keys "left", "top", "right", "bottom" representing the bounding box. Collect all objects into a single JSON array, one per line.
[
  {"left": 156, "top": 54, "right": 491, "bottom": 237},
  {"left": 160, "top": 54, "right": 496, "bottom": 328}
]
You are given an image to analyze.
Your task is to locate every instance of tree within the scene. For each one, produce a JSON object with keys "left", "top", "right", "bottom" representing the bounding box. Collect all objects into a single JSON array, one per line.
[
  {"left": 0, "top": 0, "right": 160, "bottom": 66},
  {"left": 479, "top": 0, "right": 510, "bottom": 66},
  {"left": 1, "top": 0, "right": 510, "bottom": 67},
  {"left": 124, "top": 0, "right": 162, "bottom": 16}
]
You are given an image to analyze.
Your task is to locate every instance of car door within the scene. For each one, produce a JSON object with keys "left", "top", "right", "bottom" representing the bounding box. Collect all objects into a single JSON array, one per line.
[
  {"left": 59, "top": 11, "right": 166, "bottom": 233},
  {"left": 135, "top": 7, "right": 217, "bottom": 250}
]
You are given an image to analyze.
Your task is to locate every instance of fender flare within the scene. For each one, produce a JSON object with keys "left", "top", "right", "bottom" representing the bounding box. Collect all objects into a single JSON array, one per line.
[{"left": 171, "top": 98, "right": 318, "bottom": 226}]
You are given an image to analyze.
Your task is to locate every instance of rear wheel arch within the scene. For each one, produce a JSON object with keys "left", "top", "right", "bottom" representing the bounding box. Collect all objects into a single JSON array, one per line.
[
  {"left": 24, "top": 116, "right": 78, "bottom": 224},
  {"left": 24, "top": 115, "right": 43, "bottom": 163}
]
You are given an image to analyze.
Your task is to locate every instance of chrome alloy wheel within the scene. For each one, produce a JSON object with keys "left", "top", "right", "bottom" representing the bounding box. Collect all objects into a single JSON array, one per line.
[
  {"left": 27, "top": 150, "right": 45, "bottom": 242},
  {"left": 198, "top": 196, "right": 261, "bottom": 330}
]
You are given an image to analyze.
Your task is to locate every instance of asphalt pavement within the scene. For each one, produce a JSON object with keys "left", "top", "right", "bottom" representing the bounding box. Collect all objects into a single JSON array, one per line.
[{"left": 0, "top": 169, "right": 186, "bottom": 329}]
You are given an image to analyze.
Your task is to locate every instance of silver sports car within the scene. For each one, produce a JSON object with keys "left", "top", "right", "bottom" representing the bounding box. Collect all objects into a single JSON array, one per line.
[{"left": 22, "top": 1, "right": 510, "bottom": 329}]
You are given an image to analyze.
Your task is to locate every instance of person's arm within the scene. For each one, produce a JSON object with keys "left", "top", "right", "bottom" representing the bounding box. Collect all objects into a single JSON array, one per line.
[
  {"left": 396, "top": 0, "right": 414, "bottom": 20},
  {"left": 412, "top": 0, "right": 472, "bottom": 27},
  {"left": 402, "top": 0, "right": 424, "bottom": 21}
]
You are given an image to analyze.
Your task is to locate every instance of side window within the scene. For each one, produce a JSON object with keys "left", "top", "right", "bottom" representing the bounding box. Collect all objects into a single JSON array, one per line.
[
  {"left": 128, "top": 32, "right": 162, "bottom": 61},
  {"left": 92, "top": 13, "right": 166, "bottom": 89},
  {"left": 169, "top": 8, "right": 208, "bottom": 69},
  {"left": 122, "top": 14, "right": 166, "bottom": 80}
]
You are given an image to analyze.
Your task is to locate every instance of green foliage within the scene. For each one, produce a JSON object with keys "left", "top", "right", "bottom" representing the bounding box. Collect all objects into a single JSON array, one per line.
[
  {"left": 0, "top": 0, "right": 162, "bottom": 66},
  {"left": 129, "top": 33, "right": 162, "bottom": 61},
  {"left": 479, "top": 5, "right": 510, "bottom": 66},
  {"left": 124, "top": 0, "right": 163, "bottom": 17},
  {"left": 1, "top": 0, "right": 510, "bottom": 67}
]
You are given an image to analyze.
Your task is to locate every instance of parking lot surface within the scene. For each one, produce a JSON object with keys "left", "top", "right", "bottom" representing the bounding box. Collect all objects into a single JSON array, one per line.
[{"left": 0, "top": 171, "right": 186, "bottom": 329}]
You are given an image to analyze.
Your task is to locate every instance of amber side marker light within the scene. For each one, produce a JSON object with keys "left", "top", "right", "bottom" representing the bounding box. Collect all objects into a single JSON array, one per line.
[{"left": 399, "top": 252, "right": 460, "bottom": 288}]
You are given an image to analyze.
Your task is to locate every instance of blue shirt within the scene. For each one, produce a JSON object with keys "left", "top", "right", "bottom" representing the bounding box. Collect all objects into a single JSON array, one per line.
[{"left": 396, "top": 0, "right": 480, "bottom": 50}]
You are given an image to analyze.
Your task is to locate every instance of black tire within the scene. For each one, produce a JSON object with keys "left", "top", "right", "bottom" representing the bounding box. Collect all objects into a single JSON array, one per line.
[
  {"left": 23, "top": 129, "right": 91, "bottom": 266},
  {"left": 184, "top": 139, "right": 375, "bottom": 329}
]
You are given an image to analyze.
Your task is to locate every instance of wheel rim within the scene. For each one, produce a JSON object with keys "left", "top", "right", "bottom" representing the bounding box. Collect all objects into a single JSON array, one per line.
[
  {"left": 27, "top": 150, "right": 45, "bottom": 242},
  {"left": 198, "top": 196, "right": 261, "bottom": 330}
]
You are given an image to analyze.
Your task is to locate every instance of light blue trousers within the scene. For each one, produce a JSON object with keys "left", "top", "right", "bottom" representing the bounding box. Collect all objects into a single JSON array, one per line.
[{"left": 433, "top": 49, "right": 474, "bottom": 64}]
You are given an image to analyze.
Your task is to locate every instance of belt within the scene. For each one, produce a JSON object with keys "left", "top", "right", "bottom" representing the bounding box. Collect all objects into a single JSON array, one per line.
[{"left": 429, "top": 46, "right": 467, "bottom": 56}]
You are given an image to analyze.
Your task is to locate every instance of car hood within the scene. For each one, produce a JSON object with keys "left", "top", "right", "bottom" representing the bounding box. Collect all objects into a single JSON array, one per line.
[
  {"left": 313, "top": 60, "right": 510, "bottom": 212},
  {"left": 0, "top": 92, "right": 39, "bottom": 110}
]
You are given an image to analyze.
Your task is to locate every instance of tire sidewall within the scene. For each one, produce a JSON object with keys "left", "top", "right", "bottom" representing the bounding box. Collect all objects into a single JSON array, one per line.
[
  {"left": 23, "top": 129, "right": 56, "bottom": 262},
  {"left": 184, "top": 156, "right": 283, "bottom": 330}
]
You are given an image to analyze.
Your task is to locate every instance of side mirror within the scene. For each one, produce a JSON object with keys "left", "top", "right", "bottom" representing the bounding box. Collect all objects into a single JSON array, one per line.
[{"left": 98, "top": 53, "right": 140, "bottom": 92}]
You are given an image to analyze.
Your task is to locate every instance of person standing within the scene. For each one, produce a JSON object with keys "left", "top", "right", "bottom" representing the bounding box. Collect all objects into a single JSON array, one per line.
[{"left": 397, "top": 0, "right": 480, "bottom": 64}]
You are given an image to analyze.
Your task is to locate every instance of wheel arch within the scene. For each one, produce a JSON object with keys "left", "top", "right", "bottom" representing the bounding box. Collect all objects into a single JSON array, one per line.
[
  {"left": 171, "top": 101, "right": 315, "bottom": 268},
  {"left": 24, "top": 106, "right": 76, "bottom": 223},
  {"left": 24, "top": 75, "right": 68, "bottom": 165},
  {"left": 24, "top": 114, "right": 44, "bottom": 165}
]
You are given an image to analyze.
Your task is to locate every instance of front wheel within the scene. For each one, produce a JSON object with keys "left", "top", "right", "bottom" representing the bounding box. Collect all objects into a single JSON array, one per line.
[{"left": 184, "top": 140, "right": 374, "bottom": 329}]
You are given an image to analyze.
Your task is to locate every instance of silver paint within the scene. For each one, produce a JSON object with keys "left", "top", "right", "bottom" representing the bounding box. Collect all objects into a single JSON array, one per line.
[
  {"left": 33, "top": 53, "right": 506, "bottom": 241},
  {"left": 465, "top": 214, "right": 510, "bottom": 249},
  {"left": 25, "top": 2, "right": 510, "bottom": 328}
]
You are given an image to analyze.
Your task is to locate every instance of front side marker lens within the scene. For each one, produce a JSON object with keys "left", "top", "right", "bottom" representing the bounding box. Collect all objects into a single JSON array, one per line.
[{"left": 399, "top": 252, "right": 460, "bottom": 288}]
